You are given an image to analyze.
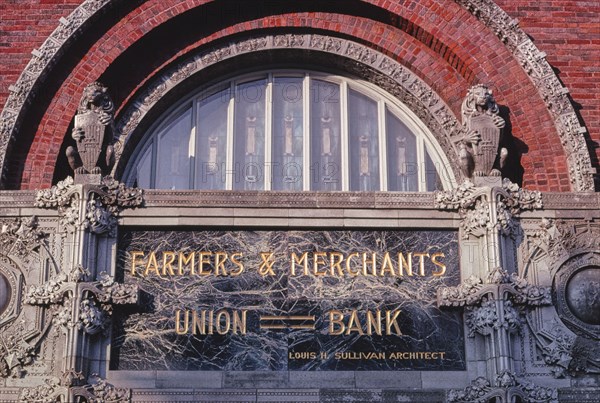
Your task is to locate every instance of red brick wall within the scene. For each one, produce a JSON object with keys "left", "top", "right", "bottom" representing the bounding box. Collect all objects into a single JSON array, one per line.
[
  {"left": 495, "top": 0, "right": 600, "bottom": 189},
  {"left": 0, "top": 0, "right": 80, "bottom": 109},
  {"left": 0, "top": 0, "right": 597, "bottom": 191}
]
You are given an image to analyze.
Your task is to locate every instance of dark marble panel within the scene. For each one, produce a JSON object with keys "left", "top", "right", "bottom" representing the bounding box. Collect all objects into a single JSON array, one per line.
[{"left": 111, "top": 229, "right": 464, "bottom": 371}]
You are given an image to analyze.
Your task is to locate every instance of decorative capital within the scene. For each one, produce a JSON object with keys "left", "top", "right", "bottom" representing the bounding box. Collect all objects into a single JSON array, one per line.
[
  {"left": 435, "top": 179, "right": 542, "bottom": 238},
  {"left": 35, "top": 176, "right": 143, "bottom": 235},
  {"left": 25, "top": 266, "right": 138, "bottom": 335},
  {"left": 438, "top": 268, "right": 551, "bottom": 308}
]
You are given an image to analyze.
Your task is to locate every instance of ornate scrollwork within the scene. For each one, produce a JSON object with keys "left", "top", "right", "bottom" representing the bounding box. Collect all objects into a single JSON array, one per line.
[
  {"left": 448, "top": 370, "right": 558, "bottom": 403},
  {"left": 439, "top": 268, "right": 551, "bottom": 337},
  {"left": 19, "top": 377, "right": 66, "bottom": 402},
  {"left": 25, "top": 266, "right": 138, "bottom": 335},
  {"left": 439, "top": 268, "right": 551, "bottom": 307},
  {"left": 35, "top": 175, "right": 143, "bottom": 236},
  {"left": 20, "top": 374, "right": 130, "bottom": 403},
  {"left": 0, "top": 216, "right": 45, "bottom": 258},
  {"left": 466, "top": 298, "right": 522, "bottom": 337},
  {"left": 435, "top": 179, "right": 542, "bottom": 238},
  {"left": 72, "top": 374, "right": 131, "bottom": 403},
  {"left": 0, "top": 322, "right": 39, "bottom": 378},
  {"left": 530, "top": 219, "right": 600, "bottom": 261}
]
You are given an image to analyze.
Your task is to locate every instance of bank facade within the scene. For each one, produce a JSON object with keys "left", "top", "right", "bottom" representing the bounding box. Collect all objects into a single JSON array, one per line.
[{"left": 0, "top": 1, "right": 599, "bottom": 402}]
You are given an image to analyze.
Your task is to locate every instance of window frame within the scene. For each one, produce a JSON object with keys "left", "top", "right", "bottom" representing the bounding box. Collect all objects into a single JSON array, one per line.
[{"left": 123, "top": 70, "right": 456, "bottom": 191}]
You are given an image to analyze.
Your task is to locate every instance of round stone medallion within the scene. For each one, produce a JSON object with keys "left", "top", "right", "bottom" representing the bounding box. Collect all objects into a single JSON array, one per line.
[
  {"left": 565, "top": 267, "right": 600, "bottom": 326},
  {"left": 0, "top": 272, "right": 11, "bottom": 316}
]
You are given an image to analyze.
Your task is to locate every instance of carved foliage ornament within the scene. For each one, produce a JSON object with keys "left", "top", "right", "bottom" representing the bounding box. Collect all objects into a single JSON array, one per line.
[
  {"left": 25, "top": 265, "right": 138, "bottom": 335},
  {"left": 0, "top": 216, "right": 45, "bottom": 258},
  {"left": 530, "top": 323, "right": 600, "bottom": 378},
  {"left": 35, "top": 176, "right": 143, "bottom": 235},
  {"left": 448, "top": 370, "right": 558, "bottom": 403},
  {"left": 438, "top": 268, "right": 551, "bottom": 337},
  {"left": 0, "top": 321, "right": 38, "bottom": 378},
  {"left": 435, "top": 179, "right": 543, "bottom": 238},
  {"left": 19, "top": 374, "right": 131, "bottom": 403}
]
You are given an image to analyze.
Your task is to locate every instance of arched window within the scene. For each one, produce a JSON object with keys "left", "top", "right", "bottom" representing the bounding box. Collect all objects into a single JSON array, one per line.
[{"left": 124, "top": 71, "right": 453, "bottom": 191}]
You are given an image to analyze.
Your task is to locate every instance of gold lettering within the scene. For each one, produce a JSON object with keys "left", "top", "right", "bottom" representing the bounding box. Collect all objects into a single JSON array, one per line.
[
  {"left": 192, "top": 310, "right": 206, "bottom": 335},
  {"left": 290, "top": 252, "right": 309, "bottom": 276},
  {"left": 345, "top": 310, "right": 364, "bottom": 335},
  {"left": 380, "top": 252, "right": 396, "bottom": 276},
  {"left": 398, "top": 252, "right": 413, "bottom": 276},
  {"left": 313, "top": 252, "right": 327, "bottom": 276},
  {"left": 329, "top": 310, "right": 345, "bottom": 335},
  {"left": 230, "top": 253, "right": 244, "bottom": 276},
  {"left": 329, "top": 252, "right": 344, "bottom": 276},
  {"left": 346, "top": 252, "right": 360, "bottom": 276},
  {"left": 144, "top": 252, "right": 161, "bottom": 277},
  {"left": 431, "top": 252, "right": 446, "bottom": 276},
  {"left": 366, "top": 310, "right": 382, "bottom": 335},
  {"left": 362, "top": 252, "right": 377, "bottom": 276},
  {"left": 215, "top": 310, "right": 230, "bottom": 334},
  {"left": 179, "top": 251, "right": 195, "bottom": 275},
  {"left": 232, "top": 310, "right": 247, "bottom": 334},
  {"left": 130, "top": 251, "right": 145, "bottom": 276},
  {"left": 198, "top": 252, "right": 213, "bottom": 275},
  {"left": 385, "top": 310, "right": 402, "bottom": 335},
  {"left": 413, "top": 252, "right": 430, "bottom": 276},
  {"left": 208, "top": 310, "right": 214, "bottom": 335},
  {"left": 162, "top": 251, "right": 176, "bottom": 276},
  {"left": 214, "top": 252, "right": 228, "bottom": 276},
  {"left": 175, "top": 310, "right": 189, "bottom": 334}
]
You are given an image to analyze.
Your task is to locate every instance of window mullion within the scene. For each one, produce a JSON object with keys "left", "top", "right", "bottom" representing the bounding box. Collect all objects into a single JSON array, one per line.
[
  {"left": 189, "top": 99, "right": 198, "bottom": 189},
  {"left": 303, "top": 74, "right": 310, "bottom": 191},
  {"left": 378, "top": 100, "right": 387, "bottom": 192},
  {"left": 264, "top": 74, "right": 273, "bottom": 190},
  {"left": 416, "top": 137, "right": 425, "bottom": 192},
  {"left": 225, "top": 82, "right": 235, "bottom": 190},
  {"left": 150, "top": 139, "right": 157, "bottom": 188},
  {"left": 340, "top": 80, "right": 349, "bottom": 191}
]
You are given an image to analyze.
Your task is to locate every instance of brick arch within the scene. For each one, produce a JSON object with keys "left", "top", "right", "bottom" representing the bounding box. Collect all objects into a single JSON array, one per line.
[
  {"left": 111, "top": 32, "right": 466, "bottom": 184},
  {"left": 0, "top": 0, "right": 592, "bottom": 191}
]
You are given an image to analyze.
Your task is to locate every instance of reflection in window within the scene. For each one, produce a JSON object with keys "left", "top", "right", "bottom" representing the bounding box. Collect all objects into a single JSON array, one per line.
[
  {"left": 348, "top": 89, "right": 379, "bottom": 191},
  {"left": 196, "top": 88, "right": 228, "bottom": 190},
  {"left": 127, "top": 72, "right": 451, "bottom": 191},
  {"left": 386, "top": 109, "right": 417, "bottom": 191},
  {"left": 156, "top": 109, "right": 192, "bottom": 190},
  {"left": 272, "top": 77, "right": 303, "bottom": 191},
  {"left": 234, "top": 80, "right": 266, "bottom": 190},
  {"left": 311, "top": 80, "right": 341, "bottom": 191}
]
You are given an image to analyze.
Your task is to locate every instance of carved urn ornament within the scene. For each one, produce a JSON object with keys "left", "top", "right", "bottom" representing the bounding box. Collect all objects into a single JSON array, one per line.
[
  {"left": 66, "top": 82, "right": 115, "bottom": 175},
  {"left": 460, "top": 84, "right": 507, "bottom": 179}
]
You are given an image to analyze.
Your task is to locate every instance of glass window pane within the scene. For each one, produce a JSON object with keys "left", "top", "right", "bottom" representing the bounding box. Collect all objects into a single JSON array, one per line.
[
  {"left": 195, "top": 88, "right": 229, "bottom": 190},
  {"left": 272, "top": 77, "right": 303, "bottom": 191},
  {"left": 233, "top": 79, "right": 266, "bottom": 190},
  {"left": 310, "top": 79, "right": 341, "bottom": 190},
  {"left": 155, "top": 108, "right": 192, "bottom": 189},
  {"left": 135, "top": 143, "right": 152, "bottom": 188},
  {"left": 425, "top": 148, "right": 443, "bottom": 191},
  {"left": 386, "top": 109, "right": 418, "bottom": 191},
  {"left": 348, "top": 89, "right": 379, "bottom": 191}
]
